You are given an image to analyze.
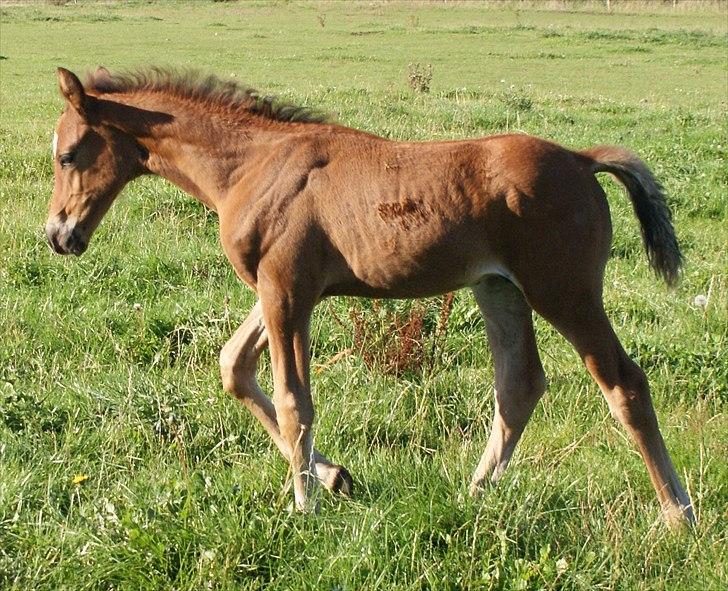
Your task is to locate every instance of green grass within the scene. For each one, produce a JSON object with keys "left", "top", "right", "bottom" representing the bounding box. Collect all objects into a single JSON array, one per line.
[{"left": 1, "top": 1, "right": 727, "bottom": 589}]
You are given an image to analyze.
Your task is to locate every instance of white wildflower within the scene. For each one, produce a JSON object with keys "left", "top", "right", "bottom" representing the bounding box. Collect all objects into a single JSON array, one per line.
[
  {"left": 556, "top": 557, "right": 568, "bottom": 575},
  {"left": 693, "top": 294, "right": 708, "bottom": 309}
]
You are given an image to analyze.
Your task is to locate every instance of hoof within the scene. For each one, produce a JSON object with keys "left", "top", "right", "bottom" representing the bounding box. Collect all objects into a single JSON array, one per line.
[
  {"left": 331, "top": 465, "right": 354, "bottom": 498},
  {"left": 316, "top": 462, "right": 354, "bottom": 497},
  {"left": 663, "top": 504, "right": 696, "bottom": 531},
  {"left": 469, "top": 476, "right": 488, "bottom": 497}
]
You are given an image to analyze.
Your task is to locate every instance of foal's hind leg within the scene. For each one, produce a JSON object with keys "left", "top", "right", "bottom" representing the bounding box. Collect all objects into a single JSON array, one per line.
[
  {"left": 469, "top": 276, "right": 546, "bottom": 494},
  {"left": 219, "top": 300, "right": 353, "bottom": 496},
  {"left": 532, "top": 294, "right": 694, "bottom": 526}
]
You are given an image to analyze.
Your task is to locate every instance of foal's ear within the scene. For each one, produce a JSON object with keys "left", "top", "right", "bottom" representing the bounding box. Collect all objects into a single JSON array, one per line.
[{"left": 57, "top": 67, "right": 89, "bottom": 115}]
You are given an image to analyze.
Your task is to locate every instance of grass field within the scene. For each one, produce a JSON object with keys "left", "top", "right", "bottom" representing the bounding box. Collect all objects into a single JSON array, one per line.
[{"left": 1, "top": 1, "right": 727, "bottom": 589}]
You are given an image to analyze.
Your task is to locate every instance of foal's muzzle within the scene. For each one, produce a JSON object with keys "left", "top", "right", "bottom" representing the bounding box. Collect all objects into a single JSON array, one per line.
[{"left": 45, "top": 219, "right": 88, "bottom": 256}]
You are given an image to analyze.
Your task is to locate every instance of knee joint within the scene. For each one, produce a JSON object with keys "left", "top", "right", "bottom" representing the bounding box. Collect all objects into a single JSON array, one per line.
[
  {"left": 495, "top": 367, "right": 547, "bottom": 404},
  {"left": 607, "top": 368, "right": 654, "bottom": 428},
  {"left": 219, "top": 348, "right": 256, "bottom": 396},
  {"left": 219, "top": 349, "right": 235, "bottom": 391}
]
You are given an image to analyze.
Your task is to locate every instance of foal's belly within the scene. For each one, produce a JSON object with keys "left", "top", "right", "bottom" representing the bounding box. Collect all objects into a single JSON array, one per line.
[
  {"left": 325, "top": 263, "right": 507, "bottom": 298},
  {"left": 325, "top": 225, "right": 503, "bottom": 299}
]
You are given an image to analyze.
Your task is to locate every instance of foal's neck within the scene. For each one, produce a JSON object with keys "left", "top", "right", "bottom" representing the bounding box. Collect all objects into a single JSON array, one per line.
[{"left": 102, "top": 92, "right": 298, "bottom": 211}]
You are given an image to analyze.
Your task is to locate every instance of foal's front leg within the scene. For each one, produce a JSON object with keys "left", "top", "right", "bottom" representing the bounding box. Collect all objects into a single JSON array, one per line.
[
  {"left": 258, "top": 287, "right": 319, "bottom": 512},
  {"left": 220, "top": 300, "right": 352, "bottom": 496}
]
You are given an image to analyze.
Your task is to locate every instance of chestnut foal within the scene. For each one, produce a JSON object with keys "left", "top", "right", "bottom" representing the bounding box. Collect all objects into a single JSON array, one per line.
[{"left": 46, "top": 67, "right": 694, "bottom": 526}]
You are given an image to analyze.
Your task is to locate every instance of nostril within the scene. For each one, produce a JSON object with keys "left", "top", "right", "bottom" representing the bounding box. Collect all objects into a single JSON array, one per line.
[
  {"left": 46, "top": 227, "right": 64, "bottom": 254},
  {"left": 68, "top": 228, "right": 88, "bottom": 255}
]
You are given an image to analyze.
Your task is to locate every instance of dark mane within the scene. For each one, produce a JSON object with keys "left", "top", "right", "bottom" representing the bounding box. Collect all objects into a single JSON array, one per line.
[{"left": 84, "top": 67, "right": 330, "bottom": 124}]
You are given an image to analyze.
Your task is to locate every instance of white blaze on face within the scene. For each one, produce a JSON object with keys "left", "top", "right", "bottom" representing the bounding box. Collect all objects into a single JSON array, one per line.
[{"left": 52, "top": 131, "right": 58, "bottom": 159}]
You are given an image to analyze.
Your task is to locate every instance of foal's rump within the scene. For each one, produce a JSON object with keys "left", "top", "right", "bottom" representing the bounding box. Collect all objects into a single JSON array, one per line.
[
  {"left": 475, "top": 135, "right": 680, "bottom": 318},
  {"left": 479, "top": 135, "right": 615, "bottom": 296}
]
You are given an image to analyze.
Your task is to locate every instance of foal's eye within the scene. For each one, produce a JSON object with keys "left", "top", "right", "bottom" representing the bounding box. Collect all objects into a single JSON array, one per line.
[{"left": 59, "top": 152, "right": 75, "bottom": 168}]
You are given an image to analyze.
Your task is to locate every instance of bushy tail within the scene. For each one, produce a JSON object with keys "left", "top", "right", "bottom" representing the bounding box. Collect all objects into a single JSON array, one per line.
[{"left": 581, "top": 145, "right": 682, "bottom": 286}]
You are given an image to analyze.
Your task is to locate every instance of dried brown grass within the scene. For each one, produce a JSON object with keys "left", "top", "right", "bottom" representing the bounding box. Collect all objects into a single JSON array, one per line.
[{"left": 344, "top": 293, "right": 455, "bottom": 377}]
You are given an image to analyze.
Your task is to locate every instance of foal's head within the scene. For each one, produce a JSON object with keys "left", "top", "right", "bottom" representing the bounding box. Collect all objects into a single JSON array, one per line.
[{"left": 46, "top": 68, "right": 147, "bottom": 255}]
